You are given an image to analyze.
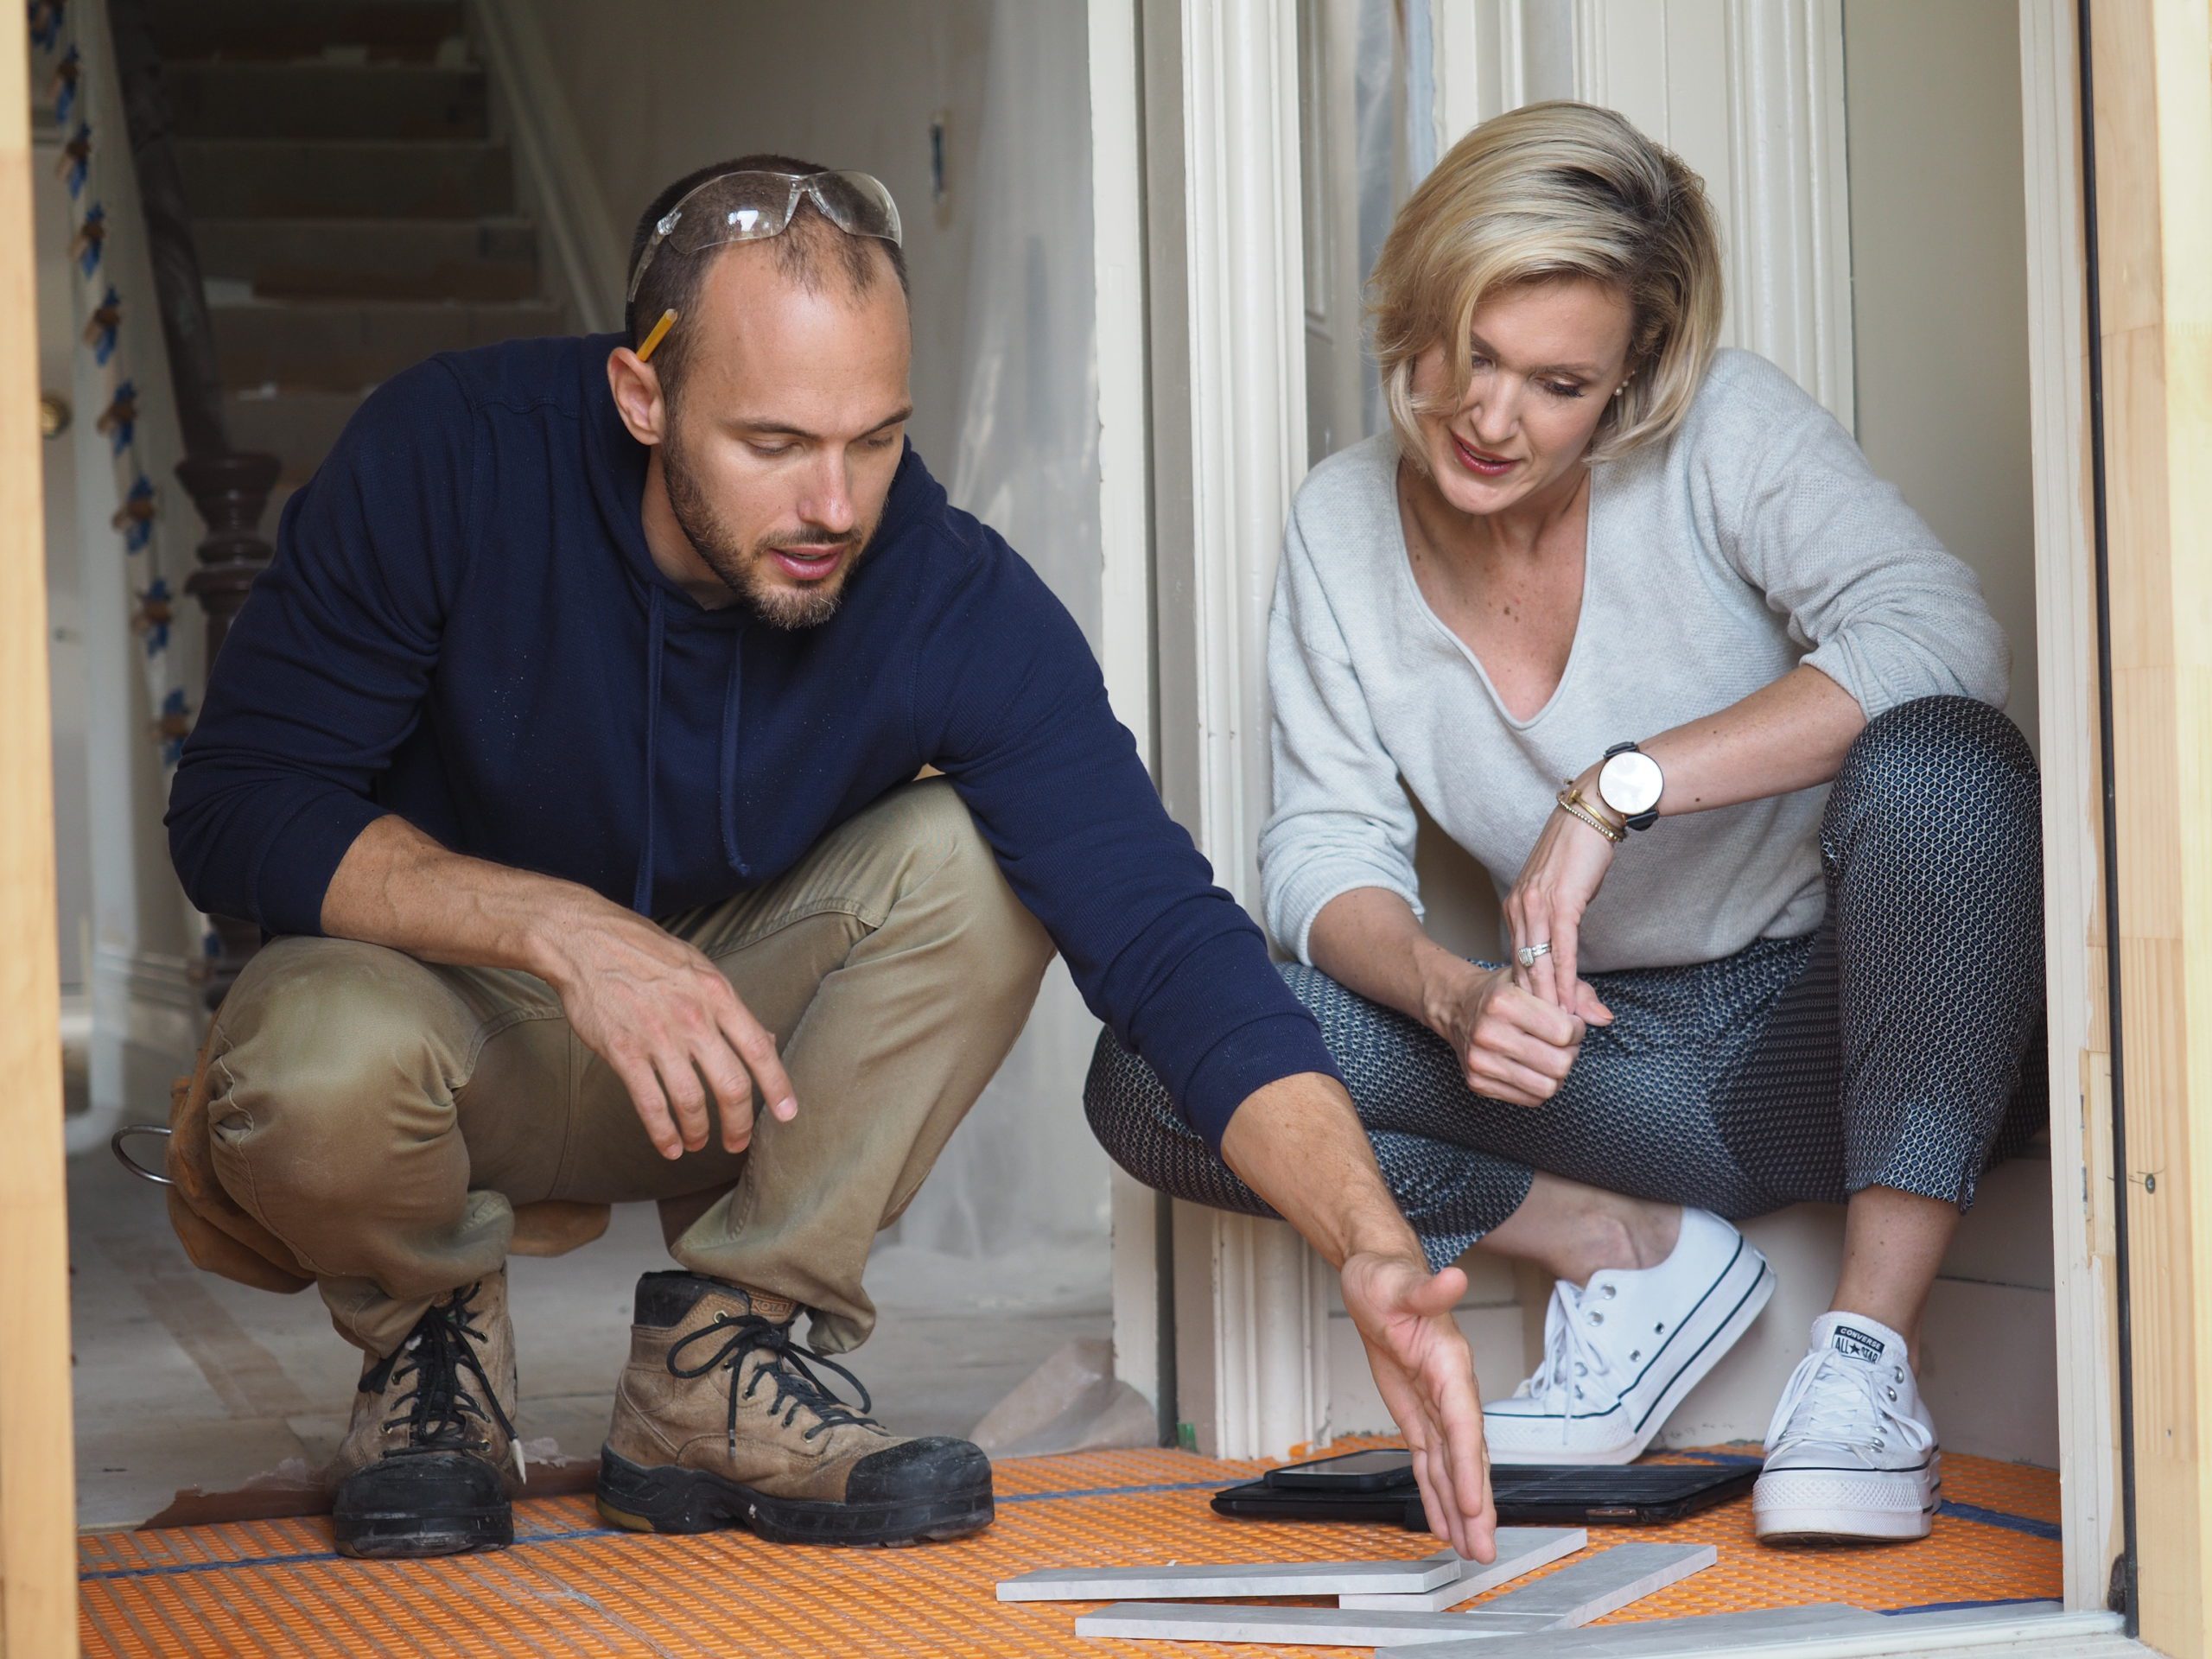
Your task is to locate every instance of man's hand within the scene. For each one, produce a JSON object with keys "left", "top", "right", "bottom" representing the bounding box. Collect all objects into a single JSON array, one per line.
[
  {"left": 317, "top": 814, "right": 796, "bottom": 1160},
  {"left": 1218, "top": 1072, "right": 1497, "bottom": 1562},
  {"left": 538, "top": 904, "right": 796, "bottom": 1160},
  {"left": 1341, "top": 1252, "right": 1496, "bottom": 1561}
]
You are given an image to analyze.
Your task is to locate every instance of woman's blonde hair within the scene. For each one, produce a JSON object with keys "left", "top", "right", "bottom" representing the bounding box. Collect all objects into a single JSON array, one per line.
[{"left": 1370, "top": 101, "right": 1722, "bottom": 467}]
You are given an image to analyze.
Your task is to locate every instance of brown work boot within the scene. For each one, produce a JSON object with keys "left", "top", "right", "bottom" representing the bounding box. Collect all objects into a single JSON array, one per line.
[
  {"left": 330, "top": 1272, "right": 520, "bottom": 1559},
  {"left": 596, "top": 1270, "right": 993, "bottom": 1545}
]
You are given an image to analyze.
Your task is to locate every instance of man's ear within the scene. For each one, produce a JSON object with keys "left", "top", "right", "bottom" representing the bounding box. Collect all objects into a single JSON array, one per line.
[{"left": 607, "top": 347, "right": 667, "bottom": 446}]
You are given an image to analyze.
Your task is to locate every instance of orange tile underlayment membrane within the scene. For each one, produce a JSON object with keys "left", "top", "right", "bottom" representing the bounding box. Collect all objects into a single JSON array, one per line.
[{"left": 78, "top": 1445, "right": 2060, "bottom": 1658}]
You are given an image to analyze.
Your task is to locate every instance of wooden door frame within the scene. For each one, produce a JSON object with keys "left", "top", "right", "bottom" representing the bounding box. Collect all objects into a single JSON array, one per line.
[
  {"left": 1, "top": 13, "right": 82, "bottom": 1657},
  {"left": 2075, "top": 0, "right": 2212, "bottom": 1650}
]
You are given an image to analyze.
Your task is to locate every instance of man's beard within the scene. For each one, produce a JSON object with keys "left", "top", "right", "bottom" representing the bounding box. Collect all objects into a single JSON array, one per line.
[{"left": 662, "top": 429, "right": 872, "bottom": 631}]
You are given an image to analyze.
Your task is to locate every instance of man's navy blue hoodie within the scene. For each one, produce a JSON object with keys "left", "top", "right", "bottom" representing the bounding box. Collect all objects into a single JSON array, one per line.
[{"left": 167, "top": 334, "right": 1338, "bottom": 1148}]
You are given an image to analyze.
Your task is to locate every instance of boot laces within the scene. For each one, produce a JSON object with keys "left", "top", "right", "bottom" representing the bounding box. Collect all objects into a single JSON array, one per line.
[
  {"left": 1764, "top": 1345, "right": 1934, "bottom": 1461},
  {"left": 363, "top": 1282, "right": 516, "bottom": 1454},
  {"left": 668, "top": 1312, "right": 880, "bottom": 1459}
]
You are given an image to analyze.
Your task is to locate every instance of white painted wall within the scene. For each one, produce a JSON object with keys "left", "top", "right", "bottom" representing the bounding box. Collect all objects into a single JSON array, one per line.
[
  {"left": 35, "top": 135, "right": 91, "bottom": 1002},
  {"left": 1843, "top": 0, "right": 2039, "bottom": 751},
  {"left": 512, "top": 0, "right": 1113, "bottom": 1253},
  {"left": 42, "top": 0, "right": 211, "bottom": 1152}
]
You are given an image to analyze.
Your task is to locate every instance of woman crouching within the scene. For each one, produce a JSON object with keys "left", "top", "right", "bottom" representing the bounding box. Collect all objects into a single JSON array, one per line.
[{"left": 1086, "top": 100, "right": 2044, "bottom": 1548}]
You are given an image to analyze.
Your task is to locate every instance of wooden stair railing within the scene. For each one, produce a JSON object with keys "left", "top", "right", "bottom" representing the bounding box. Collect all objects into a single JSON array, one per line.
[{"left": 108, "top": 0, "right": 279, "bottom": 1008}]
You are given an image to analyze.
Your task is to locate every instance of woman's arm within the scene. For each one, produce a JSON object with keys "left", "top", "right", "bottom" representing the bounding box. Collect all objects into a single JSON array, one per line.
[
  {"left": 1258, "top": 518, "right": 1428, "bottom": 963},
  {"left": 1508, "top": 662, "right": 1863, "bottom": 1010},
  {"left": 1310, "top": 887, "right": 1596, "bottom": 1108},
  {"left": 1605, "top": 660, "right": 1865, "bottom": 817}
]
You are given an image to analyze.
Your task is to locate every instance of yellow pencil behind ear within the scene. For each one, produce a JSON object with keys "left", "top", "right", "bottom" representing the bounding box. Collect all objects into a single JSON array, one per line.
[{"left": 637, "top": 308, "right": 677, "bottom": 364}]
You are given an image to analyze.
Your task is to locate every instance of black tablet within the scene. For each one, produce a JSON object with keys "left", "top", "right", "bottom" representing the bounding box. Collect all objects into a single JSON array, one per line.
[{"left": 1214, "top": 1458, "right": 1756, "bottom": 1529}]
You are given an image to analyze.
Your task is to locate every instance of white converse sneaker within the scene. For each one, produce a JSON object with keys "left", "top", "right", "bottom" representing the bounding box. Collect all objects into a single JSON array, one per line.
[
  {"left": 1754, "top": 1313, "right": 1940, "bottom": 1544},
  {"left": 1484, "top": 1208, "right": 1776, "bottom": 1465}
]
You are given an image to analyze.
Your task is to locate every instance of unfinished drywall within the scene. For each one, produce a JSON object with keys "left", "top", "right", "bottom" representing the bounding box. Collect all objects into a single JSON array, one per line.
[
  {"left": 1843, "top": 0, "right": 2038, "bottom": 751},
  {"left": 514, "top": 0, "right": 988, "bottom": 467}
]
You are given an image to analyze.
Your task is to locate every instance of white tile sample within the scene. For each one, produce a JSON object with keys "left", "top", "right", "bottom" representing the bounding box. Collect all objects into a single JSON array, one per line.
[
  {"left": 1339, "top": 1528, "right": 1589, "bottom": 1611},
  {"left": 1001, "top": 1546, "right": 1465, "bottom": 1602},
  {"left": 1071, "top": 1602, "right": 1560, "bottom": 1645},
  {"left": 1414, "top": 1604, "right": 1885, "bottom": 1657},
  {"left": 1477, "top": 1541, "right": 1718, "bottom": 1628}
]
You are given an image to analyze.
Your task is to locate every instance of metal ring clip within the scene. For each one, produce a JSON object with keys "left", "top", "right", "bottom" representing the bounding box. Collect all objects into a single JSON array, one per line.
[{"left": 111, "top": 1123, "right": 175, "bottom": 1186}]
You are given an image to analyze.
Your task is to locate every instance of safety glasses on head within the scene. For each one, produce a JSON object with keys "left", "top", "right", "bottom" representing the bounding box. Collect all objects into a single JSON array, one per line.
[{"left": 625, "top": 168, "right": 904, "bottom": 308}]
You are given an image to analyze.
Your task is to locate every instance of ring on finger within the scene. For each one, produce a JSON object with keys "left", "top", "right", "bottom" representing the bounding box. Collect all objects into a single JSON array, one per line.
[{"left": 1516, "top": 941, "right": 1552, "bottom": 969}]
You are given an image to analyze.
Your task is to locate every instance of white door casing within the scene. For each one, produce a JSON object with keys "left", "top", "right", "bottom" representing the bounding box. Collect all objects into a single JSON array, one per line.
[
  {"left": 2016, "top": 0, "right": 2118, "bottom": 1613},
  {"left": 1089, "top": 0, "right": 1173, "bottom": 1414},
  {"left": 1141, "top": 0, "right": 1334, "bottom": 1459}
]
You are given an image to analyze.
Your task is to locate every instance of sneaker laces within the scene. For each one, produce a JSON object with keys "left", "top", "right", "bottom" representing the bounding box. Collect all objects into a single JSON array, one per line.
[
  {"left": 668, "top": 1312, "right": 881, "bottom": 1460},
  {"left": 1764, "top": 1345, "right": 1935, "bottom": 1461},
  {"left": 1511, "top": 1281, "right": 1623, "bottom": 1437},
  {"left": 364, "top": 1282, "right": 518, "bottom": 1455}
]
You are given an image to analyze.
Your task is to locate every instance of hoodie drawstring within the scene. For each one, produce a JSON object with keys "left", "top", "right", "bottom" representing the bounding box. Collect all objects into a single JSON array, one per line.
[
  {"left": 718, "top": 645, "right": 746, "bottom": 874},
  {"left": 632, "top": 587, "right": 747, "bottom": 913},
  {"left": 632, "top": 589, "right": 666, "bottom": 913}
]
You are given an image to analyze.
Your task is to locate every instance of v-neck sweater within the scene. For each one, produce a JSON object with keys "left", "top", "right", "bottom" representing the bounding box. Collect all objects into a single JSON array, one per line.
[{"left": 1260, "top": 347, "right": 2011, "bottom": 972}]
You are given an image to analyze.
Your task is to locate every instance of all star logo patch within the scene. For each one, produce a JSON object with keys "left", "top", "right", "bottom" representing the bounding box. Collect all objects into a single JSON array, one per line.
[{"left": 1830, "top": 1324, "right": 1886, "bottom": 1364}]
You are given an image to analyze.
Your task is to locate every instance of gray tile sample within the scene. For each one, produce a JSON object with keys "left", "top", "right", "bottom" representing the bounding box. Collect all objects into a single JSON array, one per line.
[
  {"left": 1001, "top": 1546, "right": 1466, "bottom": 1602},
  {"left": 1339, "top": 1528, "right": 1589, "bottom": 1611},
  {"left": 1071, "top": 1602, "right": 1562, "bottom": 1645},
  {"left": 1414, "top": 1604, "right": 1886, "bottom": 1657},
  {"left": 1477, "top": 1541, "right": 1719, "bottom": 1628}
]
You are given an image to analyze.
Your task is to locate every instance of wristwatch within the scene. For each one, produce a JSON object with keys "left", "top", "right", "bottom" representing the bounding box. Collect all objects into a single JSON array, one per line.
[{"left": 1597, "top": 741, "right": 1663, "bottom": 832}]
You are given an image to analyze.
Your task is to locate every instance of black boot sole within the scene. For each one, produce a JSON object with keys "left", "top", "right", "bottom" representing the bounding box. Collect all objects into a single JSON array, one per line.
[
  {"left": 595, "top": 1446, "right": 994, "bottom": 1546},
  {"left": 333, "top": 1504, "right": 513, "bottom": 1560}
]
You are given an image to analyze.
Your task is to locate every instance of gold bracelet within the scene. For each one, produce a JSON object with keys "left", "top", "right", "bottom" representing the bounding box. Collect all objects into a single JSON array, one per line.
[{"left": 1555, "top": 781, "right": 1626, "bottom": 844}]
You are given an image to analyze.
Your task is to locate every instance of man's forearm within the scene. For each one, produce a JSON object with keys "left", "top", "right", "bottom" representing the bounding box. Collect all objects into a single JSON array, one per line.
[
  {"left": 320, "top": 812, "right": 615, "bottom": 978},
  {"left": 1218, "top": 1070, "right": 1421, "bottom": 1268}
]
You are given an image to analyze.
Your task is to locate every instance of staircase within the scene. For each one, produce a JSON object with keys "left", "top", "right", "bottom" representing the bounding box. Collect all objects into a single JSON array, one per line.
[{"left": 150, "top": 0, "right": 566, "bottom": 522}]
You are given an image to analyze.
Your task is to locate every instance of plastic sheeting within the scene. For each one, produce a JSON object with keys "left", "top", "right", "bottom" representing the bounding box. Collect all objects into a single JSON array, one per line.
[
  {"left": 1356, "top": 0, "right": 1437, "bottom": 437},
  {"left": 885, "top": 0, "right": 1112, "bottom": 1255}
]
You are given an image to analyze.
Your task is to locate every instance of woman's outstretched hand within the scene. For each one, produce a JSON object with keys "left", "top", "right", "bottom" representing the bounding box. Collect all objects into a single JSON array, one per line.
[{"left": 1504, "top": 786, "right": 1620, "bottom": 1021}]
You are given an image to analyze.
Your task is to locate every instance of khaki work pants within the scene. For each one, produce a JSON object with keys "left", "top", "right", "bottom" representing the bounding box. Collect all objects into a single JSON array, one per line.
[{"left": 203, "top": 780, "right": 1054, "bottom": 1358}]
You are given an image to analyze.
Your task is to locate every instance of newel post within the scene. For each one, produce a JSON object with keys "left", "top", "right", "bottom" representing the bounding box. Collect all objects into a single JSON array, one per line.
[{"left": 178, "top": 449, "right": 280, "bottom": 1007}]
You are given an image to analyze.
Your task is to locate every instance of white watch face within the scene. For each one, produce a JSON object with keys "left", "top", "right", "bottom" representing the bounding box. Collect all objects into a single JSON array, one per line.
[{"left": 1599, "top": 750, "right": 1663, "bottom": 817}]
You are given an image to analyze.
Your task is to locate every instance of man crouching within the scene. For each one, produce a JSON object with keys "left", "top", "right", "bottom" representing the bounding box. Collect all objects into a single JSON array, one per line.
[{"left": 167, "top": 156, "right": 1496, "bottom": 1562}]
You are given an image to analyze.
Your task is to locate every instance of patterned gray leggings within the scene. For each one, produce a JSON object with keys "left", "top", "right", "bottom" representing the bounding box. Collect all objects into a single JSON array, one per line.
[{"left": 1083, "top": 697, "right": 2048, "bottom": 1272}]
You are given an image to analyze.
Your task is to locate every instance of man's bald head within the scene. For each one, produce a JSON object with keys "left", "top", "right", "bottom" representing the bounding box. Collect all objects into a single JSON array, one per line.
[{"left": 625, "top": 153, "right": 910, "bottom": 404}]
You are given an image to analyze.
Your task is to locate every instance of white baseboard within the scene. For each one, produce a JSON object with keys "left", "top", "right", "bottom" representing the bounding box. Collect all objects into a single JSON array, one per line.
[{"left": 72, "top": 944, "right": 205, "bottom": 1154}]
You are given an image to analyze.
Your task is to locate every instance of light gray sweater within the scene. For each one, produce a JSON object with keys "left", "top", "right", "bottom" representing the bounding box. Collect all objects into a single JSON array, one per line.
[{"left": 1260, "top": 347, "right": 2010, "bottom": 972}]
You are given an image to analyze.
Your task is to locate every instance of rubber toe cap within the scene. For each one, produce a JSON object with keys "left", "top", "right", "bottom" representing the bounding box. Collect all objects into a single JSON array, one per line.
[
  {"left": 846, "top": 1436, "right": 993, "bottom": 1503},
  {"left": 335, "top": 1448, "right": 508, "bottom": 1516}
]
